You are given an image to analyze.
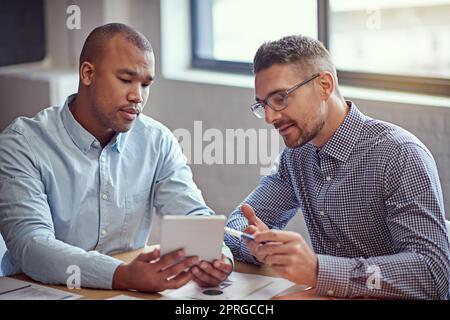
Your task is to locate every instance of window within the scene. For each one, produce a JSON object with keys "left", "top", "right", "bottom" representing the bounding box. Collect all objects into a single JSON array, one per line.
[
  {"left": 0, "top": 0, "right": 46, "bottom": 67},
  {"left": 191, "top": 0, "right": 318, "bottom": 73},
  {"left": 191, "top": 0, "right": 450, "bottom": 96}
]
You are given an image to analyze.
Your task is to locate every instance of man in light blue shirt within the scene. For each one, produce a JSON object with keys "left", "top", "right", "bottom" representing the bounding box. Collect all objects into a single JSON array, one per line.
[{"left": 0, "top": 23, "right": 232, "bottom": 292}]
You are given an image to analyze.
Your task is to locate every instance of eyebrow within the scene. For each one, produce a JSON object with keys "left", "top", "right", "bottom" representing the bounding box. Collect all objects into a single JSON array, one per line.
[
  {"left": 117, "top": 68, "right": 154, "bottom": 82},
  {"left": 255, "top": 87, "right": 286, "bottom": 102}
]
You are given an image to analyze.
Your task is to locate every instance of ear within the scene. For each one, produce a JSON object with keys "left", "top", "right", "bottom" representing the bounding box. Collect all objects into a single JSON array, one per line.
[
  {"left": 317, "top": 71, "right": 335, "bottom": 100},
  {"left": 79, "top": 61, "right": 95, "bottom": 86}
]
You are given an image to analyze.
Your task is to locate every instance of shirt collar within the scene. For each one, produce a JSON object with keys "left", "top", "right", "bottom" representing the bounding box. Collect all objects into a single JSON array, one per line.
[
  {"left": 318, "top": 101, "right": 366, "bottom": 163},
  {"left": 110, "top": 132, "right": 125, "bottom": 153},
  {"left": 61, "top": 94, "right": 124, "bottom": 154}
]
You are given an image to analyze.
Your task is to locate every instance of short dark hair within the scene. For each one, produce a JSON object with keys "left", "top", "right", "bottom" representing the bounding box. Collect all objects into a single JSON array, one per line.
[
  {"left": 253, "top": 35, "right": 338, "bottom": 86},
  {"left": 79, "top": 23, "right": 153, "bottom": 66}
]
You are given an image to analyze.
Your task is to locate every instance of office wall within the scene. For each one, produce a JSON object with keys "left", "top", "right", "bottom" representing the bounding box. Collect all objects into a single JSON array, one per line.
[{"left": 0, "top": 0, "right": 449, "bottom": 247}]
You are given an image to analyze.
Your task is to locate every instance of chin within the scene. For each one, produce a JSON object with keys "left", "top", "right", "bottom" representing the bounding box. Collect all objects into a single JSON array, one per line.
[
  {"left": 114, "top": 123, "right": 134, "bottom": 132},
  {"left": 283, "top": 133, "right": 310, "bottom": 149},
  {"left": 285, "top": 141, "right": 303, "bottom": 149},
  {"left": 283, "top": 138, "right": 300, "bottom": 149}
]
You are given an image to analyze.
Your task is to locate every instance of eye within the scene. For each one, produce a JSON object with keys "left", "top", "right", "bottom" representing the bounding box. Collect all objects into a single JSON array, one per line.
[
  {"left": 269, "top": 92, "right": 286, "bottom": 107},
  {"left": 141, "top": 82, "right": 151, "bottom": 88},
  {"left": 120, "top": 78, "right": 131, "bottom": 84}
]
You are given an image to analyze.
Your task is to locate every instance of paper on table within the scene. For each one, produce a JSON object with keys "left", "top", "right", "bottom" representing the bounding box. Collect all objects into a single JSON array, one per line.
[
  {"left": 0, "top": 277, "right": 82, "bottom": 300},
  {"left": 161, "top": 272, "right": 295, "bottom": 300},
  {"left": 106, "top": 295, "right": 143, "bottom": 300}
]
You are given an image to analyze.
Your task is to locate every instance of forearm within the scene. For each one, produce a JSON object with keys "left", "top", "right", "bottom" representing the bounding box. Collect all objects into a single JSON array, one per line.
[
  {"left": 15, "top": 233, "right": 123, "bottom": 289},
  {"left": 316, "top": 251, "right": 449, "bottom": 299}
]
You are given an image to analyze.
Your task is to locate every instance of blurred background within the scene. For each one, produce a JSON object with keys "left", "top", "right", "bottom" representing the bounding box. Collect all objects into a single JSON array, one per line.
[{"left": 1, "top": 0, "right": 450, "bottom": 246}]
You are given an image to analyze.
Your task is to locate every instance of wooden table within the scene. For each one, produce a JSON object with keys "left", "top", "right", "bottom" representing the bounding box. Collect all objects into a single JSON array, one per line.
[{"left": 10, "top": 246, "right": 330, "bottom": 300}]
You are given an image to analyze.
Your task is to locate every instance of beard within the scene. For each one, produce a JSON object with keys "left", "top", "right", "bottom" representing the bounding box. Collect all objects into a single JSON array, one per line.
[
  {"left": 294, "top": 118, "right": 325, "bottom": 148},
  {"left": 281, "top": 114, "right": 325, "bottom": 149},
  {"left": 284, "top": 101, "right": 327, "bottom": 149}
]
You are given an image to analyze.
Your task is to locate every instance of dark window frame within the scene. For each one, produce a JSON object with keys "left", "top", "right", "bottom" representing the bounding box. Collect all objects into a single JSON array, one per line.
[{"left": 191, "top": 0, "right": 450, "bottom": 97}]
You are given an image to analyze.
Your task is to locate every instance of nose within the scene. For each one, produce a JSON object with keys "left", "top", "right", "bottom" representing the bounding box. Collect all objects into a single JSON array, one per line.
[
  {"left": 264, "top": 106, "right": 281, "bottom": 124},
  {"left": 128, "top": 84, "right": 143, "bottom": 104}
]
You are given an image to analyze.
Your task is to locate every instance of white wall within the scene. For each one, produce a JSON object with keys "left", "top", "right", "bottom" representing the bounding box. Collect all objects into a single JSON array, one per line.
[{"left": 1, "top": 0, "right": 449, "bottom": 248}]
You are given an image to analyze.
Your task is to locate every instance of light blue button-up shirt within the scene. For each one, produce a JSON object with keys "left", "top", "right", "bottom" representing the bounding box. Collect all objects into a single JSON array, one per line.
[{"left": 0, "top": 94, "right": 222, "bottom": 289}]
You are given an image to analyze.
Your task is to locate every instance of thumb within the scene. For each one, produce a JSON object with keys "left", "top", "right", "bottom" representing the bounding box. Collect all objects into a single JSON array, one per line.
[
  {"left": 136, "top": 248, "right": 160, "bottom": 262},
  {"left": 241, "top": 203, "right": 267, "bottom": 229}
]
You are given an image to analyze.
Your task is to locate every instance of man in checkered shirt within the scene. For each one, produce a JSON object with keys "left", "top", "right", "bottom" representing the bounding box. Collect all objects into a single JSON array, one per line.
[{"left": 225, "top": 35, "right": 450, "bottom": 299}]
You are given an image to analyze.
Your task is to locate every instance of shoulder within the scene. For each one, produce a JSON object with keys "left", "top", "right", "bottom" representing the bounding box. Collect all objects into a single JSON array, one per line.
[
  {"left": 1, "top": 106, "right": 62, "bottom": 138},
  {"left": 0, "top": 106, "right": 62, "bottom": 155},
  {"left": 361, "top": 118, "right": 433, "bottom": 161}
]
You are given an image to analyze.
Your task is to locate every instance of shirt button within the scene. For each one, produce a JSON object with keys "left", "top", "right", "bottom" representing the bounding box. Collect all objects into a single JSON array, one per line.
[
  {"left": 319, "top": 211, "right": 325, "bottom": 216},
  {"left": 336, "top": 243, "right": 341, "bottom": 248},
  {"left": 326, "top": 176, "right": 332, "bottom": 181},
  {"left": 100, "top": 229, "right": 107, "bottom": 236},
  {"left": 102, "top": 193, "right": 108, "bottom": 200},
  {"left": 327, "top": 290, "right": 334, "bottom": 296}
]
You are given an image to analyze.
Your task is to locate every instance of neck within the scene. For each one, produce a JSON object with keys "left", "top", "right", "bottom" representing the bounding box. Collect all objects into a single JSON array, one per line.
[
  {"left": 70, "top": 91, "right": 115, "bottom": 148},
  {"left": 310, "top": 96, "right": 349, "bottom": 148}
]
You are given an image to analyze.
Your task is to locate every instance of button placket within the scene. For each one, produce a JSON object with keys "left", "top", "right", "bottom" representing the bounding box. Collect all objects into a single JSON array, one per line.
[{"left": 97, "top": 148, "right": 110, "bottom": 248}]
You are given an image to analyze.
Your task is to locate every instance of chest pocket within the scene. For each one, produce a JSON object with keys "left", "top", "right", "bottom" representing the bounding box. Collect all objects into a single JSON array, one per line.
[
  {"left": 122, "top": 189, "right": 152, "bottom": 249},
  {"left": 125, "top": 189, "right": 151, "bottom": 215}
]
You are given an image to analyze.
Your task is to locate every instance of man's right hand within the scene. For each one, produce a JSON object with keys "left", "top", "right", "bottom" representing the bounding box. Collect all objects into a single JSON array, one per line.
[
  {"left": 112, "top": 248, "right": 198, "bottom": 292},
  {"left": 241, "top": 203, "right": 269, "bottom": 263}
]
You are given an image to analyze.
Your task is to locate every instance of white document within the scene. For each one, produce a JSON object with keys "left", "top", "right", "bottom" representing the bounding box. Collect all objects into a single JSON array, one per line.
[
  {"left": 0, "top": 277, "right": 82, "bottom": 300},
  {"left": 161, "top": 272, "right": 295, "bottom": 300},
  {"left": 106, "top": 294, "right": 143, "bottom": 300}
]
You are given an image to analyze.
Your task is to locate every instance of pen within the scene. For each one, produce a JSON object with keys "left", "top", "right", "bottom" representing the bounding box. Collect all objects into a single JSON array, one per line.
[{"left": 224, "top": 227, "right": 255, "bottom": 241}]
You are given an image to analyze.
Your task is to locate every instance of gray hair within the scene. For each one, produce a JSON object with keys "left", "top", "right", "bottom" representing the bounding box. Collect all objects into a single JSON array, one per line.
[{"left": 253, "top": 35, "right": 340, "bottom": 95}]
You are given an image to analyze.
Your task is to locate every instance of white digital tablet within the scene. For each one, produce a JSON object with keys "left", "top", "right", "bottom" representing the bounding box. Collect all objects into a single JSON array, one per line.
[{"left": 159, "top": 215, "right": 227, "bottom": 262}]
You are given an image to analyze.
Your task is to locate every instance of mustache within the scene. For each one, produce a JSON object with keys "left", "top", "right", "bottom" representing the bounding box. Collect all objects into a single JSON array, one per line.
[{"left": 274, "top": 120, "right": 296, "bottom": 130}]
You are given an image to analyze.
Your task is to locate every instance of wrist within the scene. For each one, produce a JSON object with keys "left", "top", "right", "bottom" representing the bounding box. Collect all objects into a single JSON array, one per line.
[
  {"left": 112, "top": 263, "right": 128, "bottom": 290},
  {"left": 308, "top": 255, "right": 319, "bottom": 288}
]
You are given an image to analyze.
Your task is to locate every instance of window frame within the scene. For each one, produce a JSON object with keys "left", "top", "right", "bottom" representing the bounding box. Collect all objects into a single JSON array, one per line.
[{"left": 191, "top": 0, "right": 450, "bottom": 97}]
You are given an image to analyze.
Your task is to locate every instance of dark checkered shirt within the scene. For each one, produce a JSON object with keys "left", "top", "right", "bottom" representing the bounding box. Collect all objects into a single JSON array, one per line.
[{"left": 225, "top": 102, "right": 450, "bottom": 299}]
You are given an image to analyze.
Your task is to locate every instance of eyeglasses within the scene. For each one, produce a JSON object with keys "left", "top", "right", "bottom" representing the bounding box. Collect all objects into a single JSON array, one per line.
[{"left": 250, "top": 73, "right": 320, "bottom": 119}]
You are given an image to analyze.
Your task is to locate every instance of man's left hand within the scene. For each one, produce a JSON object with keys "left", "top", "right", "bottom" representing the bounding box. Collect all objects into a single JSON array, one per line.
[{"left": 190, "top": 255, "right": 233, "bottom": 287}]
